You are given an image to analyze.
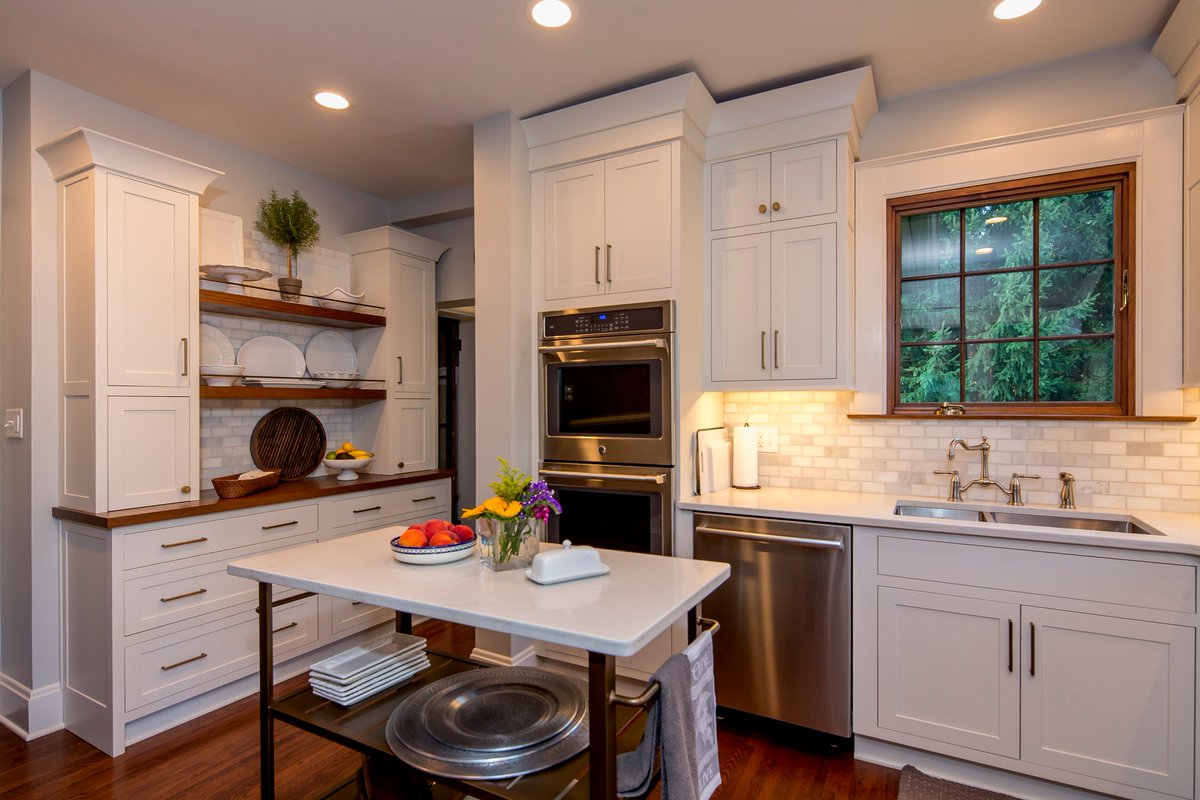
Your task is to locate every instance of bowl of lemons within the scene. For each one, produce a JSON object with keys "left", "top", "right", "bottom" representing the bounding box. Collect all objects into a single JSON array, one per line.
[{"left": 322, "top": 442, "right": 374, "bottom": 481}]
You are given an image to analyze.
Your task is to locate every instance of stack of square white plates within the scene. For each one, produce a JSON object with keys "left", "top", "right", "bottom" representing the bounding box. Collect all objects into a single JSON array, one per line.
[{"left": 309, "top": 631, "right": 430, "bottom": 706}]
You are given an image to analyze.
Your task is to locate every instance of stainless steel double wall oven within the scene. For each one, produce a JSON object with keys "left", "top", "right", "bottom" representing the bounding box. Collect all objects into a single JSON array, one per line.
[{"left": 538, "top": 301, "right": 674, "bottom": 555}]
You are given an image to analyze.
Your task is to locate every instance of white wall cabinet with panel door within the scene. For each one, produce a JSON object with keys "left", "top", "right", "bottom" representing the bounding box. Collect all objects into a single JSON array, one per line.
[
  {"left": 38, "top": 128, "right": 222, "bottom": 512},
  {"left": 710, "top": 223, "right": 838, "bottom": 384},
  {"left": 346, "top": 226, "right": 447, "bottom": 475},
  {"left": 855, "top": 527, "right": 1197, "bottom": 800},
  {"left": 542, "top": 143, "right": 672, "bottom": 302},
  {"left": 710, "top": 140, "right": 836, "bottom": 230}
]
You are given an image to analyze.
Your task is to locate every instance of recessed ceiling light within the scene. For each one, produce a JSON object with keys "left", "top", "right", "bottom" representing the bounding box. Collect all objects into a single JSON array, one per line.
[
  {"left": 314, "top": 91, "right": 350, "bottom": 110},
  {"left": 986, "top": 216, "right": 1009, "bottom": 225},
  {"left": 992, "top": 0, "right": 1042, "bottom": 20},
  {"left": 975, "top": 247, "right": 995, "bottom": 255},
  {"left": 528, "top": 0, "right": 575, "bottom": 28}
]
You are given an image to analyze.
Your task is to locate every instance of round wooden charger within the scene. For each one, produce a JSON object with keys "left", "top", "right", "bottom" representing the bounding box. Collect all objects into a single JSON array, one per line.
[{"left": 250, "top": 407, "right": 327, "bottom": 481}]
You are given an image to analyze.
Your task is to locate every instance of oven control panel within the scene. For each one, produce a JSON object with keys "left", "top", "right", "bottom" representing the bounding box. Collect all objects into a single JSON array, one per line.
[{"left": 542, "top": 302, "right": 670, "bottom": 338}]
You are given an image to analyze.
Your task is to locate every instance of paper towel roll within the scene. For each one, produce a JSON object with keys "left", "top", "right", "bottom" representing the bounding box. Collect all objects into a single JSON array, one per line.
[{"left": 732, "top": 425, "right": 759, "bottom": 489}]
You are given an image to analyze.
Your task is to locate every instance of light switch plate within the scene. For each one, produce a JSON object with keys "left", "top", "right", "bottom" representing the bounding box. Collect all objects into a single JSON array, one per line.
[
  {"left": 4, "top": 409, "right": 23, "bottom": 439},
  {"left": 756, "top": 425, "right": 779, "bottom": 453}
]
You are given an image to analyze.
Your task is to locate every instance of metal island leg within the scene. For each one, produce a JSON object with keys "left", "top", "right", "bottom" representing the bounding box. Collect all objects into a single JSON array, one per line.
[
  {"left": 587, "top": 650, "right": 617, "bottom": 799},
  {"left": 258, "top": 581, "right": 275, "bottom": 800}
]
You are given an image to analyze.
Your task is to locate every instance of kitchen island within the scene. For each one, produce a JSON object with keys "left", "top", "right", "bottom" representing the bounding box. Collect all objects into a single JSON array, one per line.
[{"left": 227, "top": 527, "right": 729, "bottom": 799}]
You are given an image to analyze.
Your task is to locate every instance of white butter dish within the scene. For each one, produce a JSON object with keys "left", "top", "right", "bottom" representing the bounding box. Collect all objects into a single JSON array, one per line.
[{"left": 525, "top": 541, "right": 610, "bottom": 585}]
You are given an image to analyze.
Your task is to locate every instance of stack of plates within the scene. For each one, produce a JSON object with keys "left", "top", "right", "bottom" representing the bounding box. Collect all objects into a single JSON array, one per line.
[{"left": 309, "top": 631, "right": 430, "bottom": 706}]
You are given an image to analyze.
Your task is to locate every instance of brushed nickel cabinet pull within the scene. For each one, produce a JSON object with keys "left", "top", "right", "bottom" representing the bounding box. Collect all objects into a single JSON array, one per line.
[
  {"left": 594, "top": 245, "right": 601, "bottom": 285},
  {"left": 273, "top": 621, "right": 299, "bottom": 634},
  {"left": 760, "top": 331, "right": 766, "bottom": 370},
  {"left": 160, "top": 588, "right": 207, "bottom": 604},
  {"left": 411, "top": 495, "right": 436, "bottom": 502},
  {"left": 606, "top": 243, "right": 612, "bottom": 283},
  {"left": 161, "top": 652, "right": 207, "bottom": 671},
  {"left": 774, "top": 330, "right": 780, "bottom": 369},
  {"left": 161, "top": 536, "right": 208, "bottom": 549},
  {"left": 181, "top": 338, "right": 189, "bottom": 376},
  {"left": 1029, "top": 621, "right": 1036, "bottom": 677},
  {"left": 397, "top": 356, "right": 404, "bottom": 384},
  {"left": 261, "top": 520, "right": 298, "bottom": 530},
  {"left": 353, "top": 505, "right": 382, "bottom": 514}
]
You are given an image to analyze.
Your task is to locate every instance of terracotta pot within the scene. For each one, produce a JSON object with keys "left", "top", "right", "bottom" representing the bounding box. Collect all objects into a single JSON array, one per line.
[{"left": 277, "top": 277, "right": 303, "bottom": 302}]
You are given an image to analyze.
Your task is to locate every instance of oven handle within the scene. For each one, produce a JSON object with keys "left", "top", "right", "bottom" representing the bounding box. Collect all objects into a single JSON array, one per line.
[
  {"left": 538, "top": 338, "right": 668, "bottom": 353},
  {"left": 540, "top": 469, "right": 666, "bottom": 484}
]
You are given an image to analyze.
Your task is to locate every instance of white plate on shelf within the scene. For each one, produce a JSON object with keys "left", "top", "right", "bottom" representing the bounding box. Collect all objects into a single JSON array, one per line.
[
  {"left": 199, "top": 324, "right": 236, "bottom": 367},
  {"left": 305, "top": 331, "right": 358, "bottom": 375},
  {"left": 241, "top": 377, "right": 326, "bottom": 388},
  {"left": 237, "top": 335, "right": 306, "bottom": 378}
]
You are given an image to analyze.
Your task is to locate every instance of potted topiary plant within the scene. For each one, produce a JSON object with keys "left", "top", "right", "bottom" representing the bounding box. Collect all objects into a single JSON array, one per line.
[{"left": 255, "top": 189, "right": 320, "bottom": 301}]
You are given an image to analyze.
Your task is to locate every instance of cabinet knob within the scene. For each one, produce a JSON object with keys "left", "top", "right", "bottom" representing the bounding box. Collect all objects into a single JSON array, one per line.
[
  {"left": 758, "top": 203, "right": 767, "bottom": 214},
  {"left": 397, "top": 461, "right": 405, "bottom": 469},
  {"left": 772, "top": 201, "right": 781, "bottom": 212},
  {"left": 181, "top": 485, "right": 192, "bottom": 495}
]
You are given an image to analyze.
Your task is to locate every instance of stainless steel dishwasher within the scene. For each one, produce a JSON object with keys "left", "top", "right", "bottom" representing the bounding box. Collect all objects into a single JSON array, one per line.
[{"left": 693, "top": 512, "right": 851, "bottom": 737}]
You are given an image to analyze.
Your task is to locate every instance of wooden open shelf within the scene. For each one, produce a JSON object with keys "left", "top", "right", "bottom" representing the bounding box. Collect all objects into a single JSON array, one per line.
[
  {"left": 200, "top": 386, "right": 387, "bottom": 401},
  {"left": 200, "top": 289, "right": 386, "bottom": 329}
]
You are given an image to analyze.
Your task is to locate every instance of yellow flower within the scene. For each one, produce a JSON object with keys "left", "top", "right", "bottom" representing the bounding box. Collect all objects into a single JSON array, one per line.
[
  {"left": 461, "top": 504, "right": 485, "bottom": 519},
  {"left": 462, "top": 497, "right": 522, "bottom": 519}
]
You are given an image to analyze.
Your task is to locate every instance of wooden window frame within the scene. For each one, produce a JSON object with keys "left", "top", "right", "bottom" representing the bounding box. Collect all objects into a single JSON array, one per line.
[{"left": 886, "top": 164, "right": 1135, "bottom": 418}]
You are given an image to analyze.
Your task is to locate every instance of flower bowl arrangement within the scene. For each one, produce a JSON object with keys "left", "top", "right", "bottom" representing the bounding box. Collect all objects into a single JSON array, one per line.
[{"left": 462, "top": 458, "right": 561, "bottom": 571}]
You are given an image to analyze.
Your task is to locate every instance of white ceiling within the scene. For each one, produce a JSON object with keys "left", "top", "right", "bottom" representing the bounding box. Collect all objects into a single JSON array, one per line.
[{"left": 0, "top": 0, "right": 1177, "bottom": 202}]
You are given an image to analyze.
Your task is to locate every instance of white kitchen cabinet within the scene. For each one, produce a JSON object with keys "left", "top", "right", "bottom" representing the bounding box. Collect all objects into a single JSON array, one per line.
[
  {"left": 855, "top": 527, "right": 1198, "bottom": 800},
  {"left": 542, "top": 143, "right": 672, "bottom": 302},
  {"left": 710, "top": 223, "right": 838, "bottom": 384},
  {"left": 38, "top": 128, "right": 221, "bottom": 513},
  {"left": 877, "top": 587, "right": 1020, "bottom": 758},
  {"left": 710, "top": 140, "right": 836, "bottom": 230},
  {"left": 391, "top": 254, "right": 437, "bottom": 397}
]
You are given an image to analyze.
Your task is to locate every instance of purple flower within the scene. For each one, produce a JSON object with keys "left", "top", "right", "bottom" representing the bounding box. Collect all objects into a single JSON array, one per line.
[{"left": 518, "top": 480, "right": 560, "bottom": 520}]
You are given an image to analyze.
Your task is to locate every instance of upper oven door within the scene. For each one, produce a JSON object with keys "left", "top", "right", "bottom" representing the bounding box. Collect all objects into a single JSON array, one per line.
[{"left": 539, "top": 334, "right": 673, "bottom": 466}]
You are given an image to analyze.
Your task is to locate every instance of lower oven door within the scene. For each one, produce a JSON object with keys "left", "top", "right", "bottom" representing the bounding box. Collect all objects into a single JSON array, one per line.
[{"left": 538, "top": 463, "right": 673, "bottom": 556}]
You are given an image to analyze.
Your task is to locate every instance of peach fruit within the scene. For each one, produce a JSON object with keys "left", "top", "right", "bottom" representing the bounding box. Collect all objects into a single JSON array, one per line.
[
  {"left": 423, "top": 518, "right": 451, "bottom": 536},
  {"left": 428, "top": 530, "right": 460, "bottom": 547},
  {"left": 397, "top": 528, "right": 428, "bottom": 548},
  {"left": 450, "top": 524, "right": 474, "bottom": 542}
]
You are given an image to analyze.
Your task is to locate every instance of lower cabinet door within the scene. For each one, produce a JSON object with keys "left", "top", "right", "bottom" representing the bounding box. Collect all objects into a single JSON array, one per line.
[
  {"left": 389, "top": 397, "right": 436, "bottom": 474},
  {"left": 108, "top": 396, "right": 192, "bottom": 510},
  {"left": 877, "top": 587, "right": 1020, "bottom": 757},
  {"left": 1021, "top": 607, "right": 1195, "bottom": 798}
]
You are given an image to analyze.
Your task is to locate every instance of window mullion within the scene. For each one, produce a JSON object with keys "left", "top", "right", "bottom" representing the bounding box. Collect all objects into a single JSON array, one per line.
[
  {"left": 1032, "top": 198, "right": 1041, "bottom": 402},
  {"left": 959, "top": 208, "right": 966, "bottom": 403}
]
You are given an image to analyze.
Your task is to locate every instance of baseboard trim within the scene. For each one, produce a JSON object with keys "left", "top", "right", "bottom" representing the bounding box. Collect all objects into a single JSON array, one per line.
[
  {"left": 0, "top": 672, "right": 64, "bottom": 740},
  {"left": 469, "top": 644, "right": 538, "bottom": 668}
]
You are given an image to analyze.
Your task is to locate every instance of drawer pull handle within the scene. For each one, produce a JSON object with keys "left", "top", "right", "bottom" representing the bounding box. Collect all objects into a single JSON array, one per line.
[
  {"left": 273, "top": 621, "right": 299, "bottom": 634},
  {"left": 160, "top": 588, "right": 207, "bottom": 604},
  {"left": 1007, "top": 619, "right": 1014, "bottom": 673},
  {"left": 161, "top": 652, "right": 207, "bottom": 671},
  {"left": 161, "top": 536, "right": 208, "bottom": 549},
  {"left": 261, "top": 520, "right": 299, "bottom": 530},
  {"left": 1029, "top": 621, "right": 1036, "bottom": 677},
  {"left": 351, "top": 601, "right": 362, "bottom": 606},
  {"left": 411, "top": 495, "right": 436, "bottom": 502},
  {"left": 353, "top": 505, "right": 383, "bottom": 514}
]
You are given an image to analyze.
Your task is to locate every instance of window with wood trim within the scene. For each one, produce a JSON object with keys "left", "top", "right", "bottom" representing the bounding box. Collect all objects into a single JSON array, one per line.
[{"left": 887, "top": 164, "right": 1134, "bottom": 417}]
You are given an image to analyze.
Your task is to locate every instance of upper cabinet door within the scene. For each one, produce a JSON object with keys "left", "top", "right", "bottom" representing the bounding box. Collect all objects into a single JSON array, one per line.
[
  {"left": 770, "top": 140, "right": 837, "bottom": 222},
  {"left": 771, "top": 224, "right": 837, "bottom": 380},
  {"left": 604, "top": 144, "right": 672, "bottom": 295},
  {"left": 392, "top": 256, "right": 435, "bottom": 396},
  {"left": 544, "top": 160, "right": 606, "bottom": 302},
  {"left": 711, "top": 153, "right": 771, "bottom": 231},
  {"left": 710, "top": 234, "right": 772, "bottom": 383},
  {"left": 106, "top": 174, "right": 191, "bottom": 388}
]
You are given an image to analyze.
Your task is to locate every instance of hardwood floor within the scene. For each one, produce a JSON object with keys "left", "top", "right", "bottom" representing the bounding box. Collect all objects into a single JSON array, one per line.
[{"left": 0, "top": 620, "right": 898, "bottom": 799}]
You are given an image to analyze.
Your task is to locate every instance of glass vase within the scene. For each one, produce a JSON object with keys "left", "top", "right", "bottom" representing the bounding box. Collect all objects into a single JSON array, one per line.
[{"left": 478, "top": 517, "right": 543, "bottom": 571}]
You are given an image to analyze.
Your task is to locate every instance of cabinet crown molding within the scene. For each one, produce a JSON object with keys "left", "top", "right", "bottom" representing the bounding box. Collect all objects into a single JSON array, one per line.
[
  {"left": 36, "top": 127, "right": 223, "bottom": 193},
  {"left": 343, "top": 225, "right": 450, "bottom": 262},
  {"left": 1153, "top": 0, "right": 1200, "bottom": 100},
  {"left": 707, "top": 66, "right": 877, "bottom": 140}
]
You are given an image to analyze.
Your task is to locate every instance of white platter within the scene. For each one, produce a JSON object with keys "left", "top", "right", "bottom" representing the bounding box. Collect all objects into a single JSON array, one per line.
[
  {"left": 242, "top": 377, "right": 327, "bottom": 388},
  {"left": 201, "top": 264, "right": 271, "bottom": 295},
  {"left": 305, "top": 331, "right": 358, "bottom": 376},
  {"left": 309, "top": 631, "right": 427, "bottom": 682},
  {"left": 199, "top": 324, "right": 236, "bottom": 366},
  {"left": 237, "top": 335, "right": 306, "bottom": 379}
]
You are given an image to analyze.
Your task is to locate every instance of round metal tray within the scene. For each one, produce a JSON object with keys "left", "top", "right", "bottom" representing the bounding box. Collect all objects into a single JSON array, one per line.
[{"left": 385, "top": 667, "right": 589, "bottom": 780}]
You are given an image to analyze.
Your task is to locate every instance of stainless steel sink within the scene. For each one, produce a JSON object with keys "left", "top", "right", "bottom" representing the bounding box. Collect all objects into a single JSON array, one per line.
[{"left": 893, "top": 502, "right": 1163, "bottom": 535}]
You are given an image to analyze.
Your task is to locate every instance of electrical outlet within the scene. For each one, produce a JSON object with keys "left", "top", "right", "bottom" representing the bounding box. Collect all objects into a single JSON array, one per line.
[{"left": 756, "top": 425, "right": 779, "bottom": 453}]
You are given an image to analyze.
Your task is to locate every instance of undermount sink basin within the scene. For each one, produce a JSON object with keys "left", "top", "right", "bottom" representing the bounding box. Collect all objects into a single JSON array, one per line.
[{"left": 893, "top": 502, "right": 1163, "bottom": 536}]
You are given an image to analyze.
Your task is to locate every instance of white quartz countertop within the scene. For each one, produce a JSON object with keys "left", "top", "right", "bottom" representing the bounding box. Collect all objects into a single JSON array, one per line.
[
  {"left": 228, "top": 527, "right": 729, "bottom": 657},
  {"left": 679, "top": 487, "right": 1200, "bottom": 557}
]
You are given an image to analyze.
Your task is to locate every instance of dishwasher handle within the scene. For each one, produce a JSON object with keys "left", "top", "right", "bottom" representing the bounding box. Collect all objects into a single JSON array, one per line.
[{"left": 694, "top": 525, "right": 844, "bottom": 550}]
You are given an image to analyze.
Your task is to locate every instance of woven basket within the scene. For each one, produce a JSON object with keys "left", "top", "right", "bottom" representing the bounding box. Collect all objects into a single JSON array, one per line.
[{"left": 211, "top": 469, "right": 282, "bottom": 499}]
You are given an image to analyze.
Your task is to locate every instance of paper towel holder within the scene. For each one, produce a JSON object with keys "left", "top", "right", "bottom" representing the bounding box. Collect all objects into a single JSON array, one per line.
[{"left": 732, "top": 422, "right": 761, "bottom": 490}]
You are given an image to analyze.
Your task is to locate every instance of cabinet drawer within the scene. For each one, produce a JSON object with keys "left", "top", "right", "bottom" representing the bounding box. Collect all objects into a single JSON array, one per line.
[
  {"left": 328, "top": 596, "right": 393, "bottom": 636},
  {"left": 123, "top": 505, "right": 319, "bottom": 570},
  {"left": 877, "top": 535, "right": 1196, "bottom": 613},
  {"left": 125, "top": 595, "right": 317, "bottom": 712},
  {"left": 123, "top": 539, "right": 315, "bottom": 635},
  {"left": 324, "top": 483, "right": 450, "bottom": 529}
]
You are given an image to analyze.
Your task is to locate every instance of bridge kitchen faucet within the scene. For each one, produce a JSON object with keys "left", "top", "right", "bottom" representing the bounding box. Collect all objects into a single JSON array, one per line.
[{"left": 937, "top": 435, "right": 1040, "bottom": 505}]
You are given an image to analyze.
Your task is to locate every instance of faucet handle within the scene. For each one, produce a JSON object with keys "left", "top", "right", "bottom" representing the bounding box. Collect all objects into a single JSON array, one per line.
[
  {"left": 1007, "top": 473, "right": 1041, "bottom": 506},
  {"left": 1012, "top": 472, "right": 1041, "bottom": 480},
  {"left": 932, "top": 469, "right": 963, "bottom": 503}
]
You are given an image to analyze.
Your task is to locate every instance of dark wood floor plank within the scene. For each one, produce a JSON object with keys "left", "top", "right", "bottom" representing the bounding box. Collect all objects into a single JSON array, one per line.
[{"left": 0, "top": 619, "right": 899, "bottom": 799}]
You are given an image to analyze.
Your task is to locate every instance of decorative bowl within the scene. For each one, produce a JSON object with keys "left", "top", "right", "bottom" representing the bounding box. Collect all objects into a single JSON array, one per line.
[
  {"left": 311, "top": 370, "right": 359, "bottom": 389},
  {"left": 201, "top": 364, "right": 246, "bottom": 386},
  {"left": 323, "top": 455, "right": 373, "bottom": 481},
  {"left": 315, "top": 287, "right": 366, "bottom": 312},
  {"left": 390, "top": 536, "right": 477, "bottom": 565}
]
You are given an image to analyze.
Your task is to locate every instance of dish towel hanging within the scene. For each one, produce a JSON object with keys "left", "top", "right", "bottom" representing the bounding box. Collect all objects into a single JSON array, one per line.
[{"left": 616, "top": 628, "right": 721, "bottom": 800}]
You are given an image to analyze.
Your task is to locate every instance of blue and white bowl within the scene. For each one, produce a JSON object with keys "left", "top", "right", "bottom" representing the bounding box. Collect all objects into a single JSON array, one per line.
[{"left": 390, "top": 535, "right": 477, "bottom": 565}]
